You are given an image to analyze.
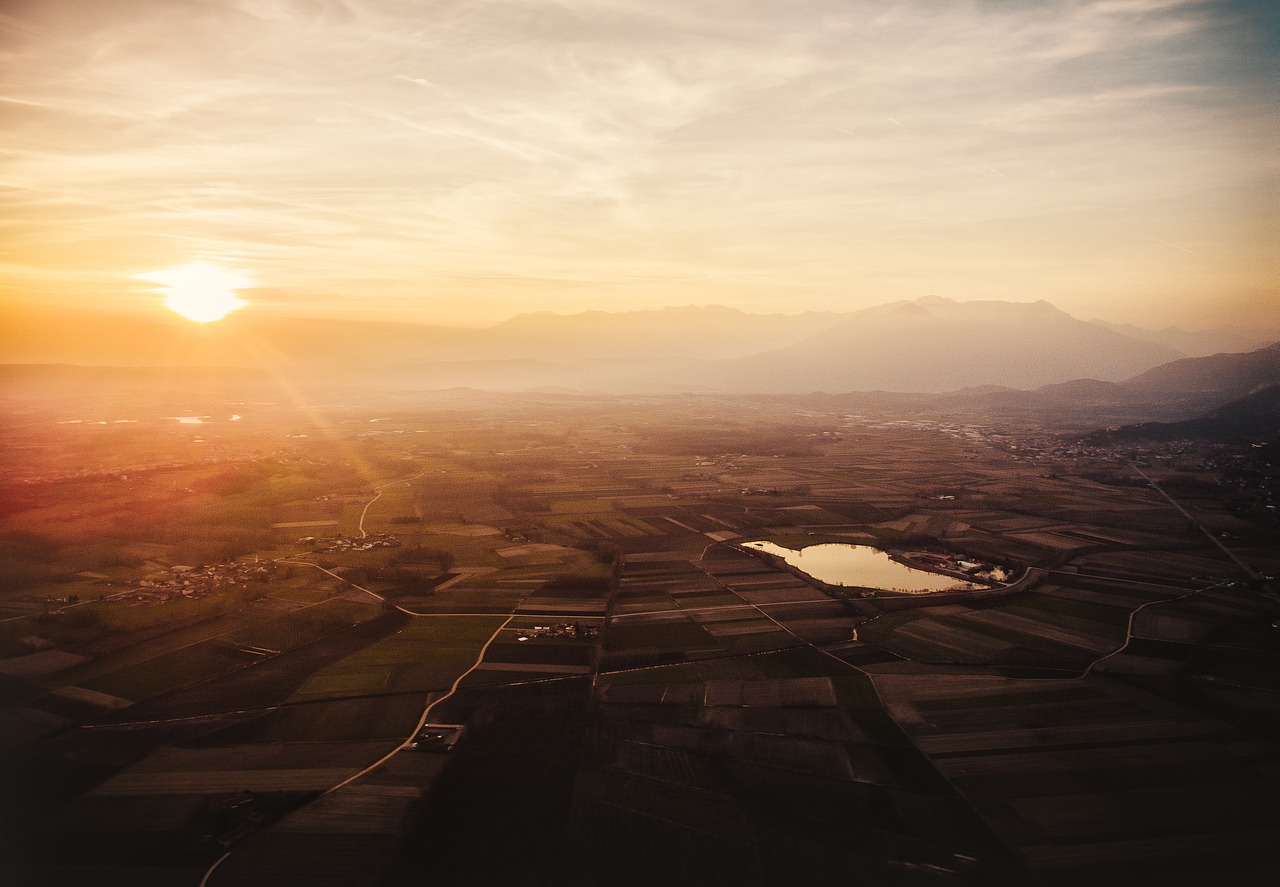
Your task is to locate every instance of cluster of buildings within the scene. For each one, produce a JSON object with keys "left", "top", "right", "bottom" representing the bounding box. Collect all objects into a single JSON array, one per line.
[
  {"left": 515, "top": 622, "right": 599, "bottom": 641},
  {"left": 905, "top": 551, "right": 1011, "bottom": 584},
  {"left": 114, "top": 561, "right": 278, "bottom": 604},
  {"left": 297, "top": 533, "right": 401, "bottom": 552}
]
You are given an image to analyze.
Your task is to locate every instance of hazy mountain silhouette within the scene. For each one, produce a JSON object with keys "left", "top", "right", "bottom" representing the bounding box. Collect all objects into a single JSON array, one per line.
[
  {"left": 1083, "top": 384, "right": 1280, "bottom": 445},
  {"left": 4, "top": 297, "right": 1271, "bottom": 398},
  {"left": 798, "top": 340, "right": 1280, "bottom": 428},
  {"left": 1088, "top": 320, "right": 1266, "bottom": 358},
  {"left": 697, "top": 296, "right": 1181, "bottom": 393},
  {"left": 1122, "top": 341, "right": 1280, "bottom": 396},
  {"left": 937, "top": 378, "right": 1151, "bottom": 425}
]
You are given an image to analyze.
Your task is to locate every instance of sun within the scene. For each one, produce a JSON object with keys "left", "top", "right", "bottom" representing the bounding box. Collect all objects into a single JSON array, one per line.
[{"left": 137, "top": 262, "right": 254, "bottom": 323}]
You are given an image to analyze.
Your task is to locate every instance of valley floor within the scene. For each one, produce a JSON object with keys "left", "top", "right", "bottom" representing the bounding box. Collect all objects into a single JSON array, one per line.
[{"left": 2, "top": 396, "right": 1277, "bottom": 886}]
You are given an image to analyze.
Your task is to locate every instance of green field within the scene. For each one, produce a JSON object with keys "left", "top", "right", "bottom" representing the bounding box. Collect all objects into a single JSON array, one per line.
[{"left": 290, "top": 615, "right": 507, "bottom": 702}]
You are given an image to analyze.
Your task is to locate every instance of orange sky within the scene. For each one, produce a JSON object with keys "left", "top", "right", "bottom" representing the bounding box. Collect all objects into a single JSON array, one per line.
[{"left": 1, "top": 0, "right": 1276, "bottom": 331}]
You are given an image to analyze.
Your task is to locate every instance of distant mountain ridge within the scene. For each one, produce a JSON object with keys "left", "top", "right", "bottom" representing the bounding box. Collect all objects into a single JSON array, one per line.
[
  {"left": 3, "top": 296, "right": 1275, "bottom": 397},
  {"left": 1083, "top": 384, "right": 1280, "bottom": 445},
  {"left": 1088, "top": 320, "right": 1266, "bottom": 359},
  {"left": 701, "top": 297, "right": 1181, "bottom": 393},
  {"left": 915, "top": 339, "right": 1280, "bottom": 427},
  {"left": 1122, "top": 341, "right": 1280, "bottom": 395},
  {"left": 1085, "top": 319, "right": 1264, "bottom": 358},
  {"left": 381, "top": 296, "right": 1190, "bottom": 393}
]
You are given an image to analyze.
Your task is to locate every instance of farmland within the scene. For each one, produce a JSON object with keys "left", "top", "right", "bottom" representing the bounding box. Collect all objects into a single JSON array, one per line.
[{"left": 1, "top": 388, "right": 1277, "bottom": 885}]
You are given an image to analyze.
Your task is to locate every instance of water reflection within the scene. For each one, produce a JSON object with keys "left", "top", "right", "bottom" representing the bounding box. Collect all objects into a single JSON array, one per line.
[{"left": 741, "top": 540, "right": 985, "bottom": 594}]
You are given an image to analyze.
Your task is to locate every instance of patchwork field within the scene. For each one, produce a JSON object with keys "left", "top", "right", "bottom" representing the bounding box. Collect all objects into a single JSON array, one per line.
[{"left": 2, "top": 396, "right": 1276, "bottom": 886}]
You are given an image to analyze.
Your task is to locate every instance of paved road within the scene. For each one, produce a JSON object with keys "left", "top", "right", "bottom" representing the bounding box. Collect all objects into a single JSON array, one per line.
[{"left": 357, "top": 472, "right": 424, "bottom": 537}]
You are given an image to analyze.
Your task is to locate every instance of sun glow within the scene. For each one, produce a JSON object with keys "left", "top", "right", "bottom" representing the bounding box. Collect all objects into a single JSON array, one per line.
[{"left": 138, "top": 263, "right": 253, "bottom": 322}]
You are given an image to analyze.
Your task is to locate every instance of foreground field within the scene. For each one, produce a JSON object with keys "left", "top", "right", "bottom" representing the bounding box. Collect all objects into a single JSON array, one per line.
[{"left": 1, "top": 393, "right": 1277, "bottom": 885}]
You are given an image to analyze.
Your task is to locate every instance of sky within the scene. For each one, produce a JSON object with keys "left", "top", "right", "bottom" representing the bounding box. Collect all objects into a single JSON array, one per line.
[{"left": 1, "top": 0, "right": 1276, "bottom": 329}]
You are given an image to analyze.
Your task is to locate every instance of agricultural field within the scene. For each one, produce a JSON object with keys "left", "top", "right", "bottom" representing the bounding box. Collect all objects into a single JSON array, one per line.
[{"left": 1, "top": 391, "right": 1277, "bottom": 885}]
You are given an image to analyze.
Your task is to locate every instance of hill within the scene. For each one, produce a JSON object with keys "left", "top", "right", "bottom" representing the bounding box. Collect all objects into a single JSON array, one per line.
[
  {"left": 1122, "top": 341, "right": 1280, "bottom": 396},
  {"left": 1083, "top": 384, "right": 1280, "bottom": 445}
]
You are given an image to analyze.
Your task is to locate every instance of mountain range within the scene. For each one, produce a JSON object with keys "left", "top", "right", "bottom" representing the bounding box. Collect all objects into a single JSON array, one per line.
[
  {"left": 1, "top": 296, "right": 1274, "bottom": 397},
  {"left": 1086, "top": 320, "right": 1262, "bottom": 359},
  {"left": 1082, "top": 384, "right": 1280, "bottom": 446},
  {"left": 4, "top": 323, "right": 1277, "bottom": 440},
  {"left": 697, "top": 297, "right": 1178, "bottom": 393},
  {"left": 885, "top": 341, "right": 1280, "bottom": 429}
]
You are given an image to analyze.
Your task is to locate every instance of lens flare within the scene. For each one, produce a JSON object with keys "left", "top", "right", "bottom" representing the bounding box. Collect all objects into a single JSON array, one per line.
[{"left": 137, "top": 263, "right": 253, "bottom": 322}]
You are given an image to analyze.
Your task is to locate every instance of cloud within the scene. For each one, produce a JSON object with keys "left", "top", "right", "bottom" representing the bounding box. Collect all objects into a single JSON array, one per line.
[{"left": 0, "top": 0, "right": 1274, "bottom": 326}]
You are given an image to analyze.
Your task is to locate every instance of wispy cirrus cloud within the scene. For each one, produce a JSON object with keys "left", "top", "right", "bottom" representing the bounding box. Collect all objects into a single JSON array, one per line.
[{"left": 0, "top": 0, "right": 1274, "bottom": 326}]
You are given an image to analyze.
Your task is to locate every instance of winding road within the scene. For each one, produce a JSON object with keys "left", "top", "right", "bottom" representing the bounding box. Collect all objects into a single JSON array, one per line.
[{"left": 357, "top": 472, "right": 424, "bottom": 537}]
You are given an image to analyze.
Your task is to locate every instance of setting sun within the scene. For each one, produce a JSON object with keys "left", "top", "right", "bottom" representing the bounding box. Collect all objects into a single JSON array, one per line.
[
  {"left": 1, "top": 1, "right": 1277, "bottom": 883},
  {"left": 137, "top": 263, "right": 253, "bottom": 323}
]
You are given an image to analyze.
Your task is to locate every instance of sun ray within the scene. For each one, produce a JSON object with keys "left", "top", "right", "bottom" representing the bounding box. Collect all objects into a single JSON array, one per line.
[{"left": 196, "top": 322, "right": 387, "bottom": 488}]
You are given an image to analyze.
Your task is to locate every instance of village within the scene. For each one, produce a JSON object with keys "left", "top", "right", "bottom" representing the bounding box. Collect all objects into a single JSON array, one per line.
[
  {"left": 3, "top": 393, "right": 1277, "bottom": 887},
  {"left": 112, "top": 559, "right": 280, "bottom": 604}
]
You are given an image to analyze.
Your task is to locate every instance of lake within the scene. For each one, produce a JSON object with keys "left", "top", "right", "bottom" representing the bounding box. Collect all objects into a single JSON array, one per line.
[{"left": 740, "top": 540, "right": 985, "bottom": 594}]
